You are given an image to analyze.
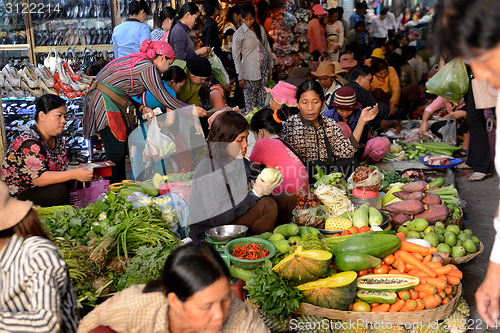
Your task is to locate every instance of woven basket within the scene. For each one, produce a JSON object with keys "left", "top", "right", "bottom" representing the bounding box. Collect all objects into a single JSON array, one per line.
[
  {"left": 294, "top": 284, "right": 462, "bottom": 325},
  {"left": 224, "top": 237, "right": 276, "bottom": 270},
  {"left": 445, "top": 208, "right": 463, "bottom": 228},
  {"left": 451, "top": 242, "right": 484, "bottom": 264}
]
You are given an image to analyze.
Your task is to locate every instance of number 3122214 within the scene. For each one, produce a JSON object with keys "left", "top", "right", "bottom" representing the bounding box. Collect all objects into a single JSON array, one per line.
[{"left": 5, "top": 2, "right": 61, "bottom": 14}]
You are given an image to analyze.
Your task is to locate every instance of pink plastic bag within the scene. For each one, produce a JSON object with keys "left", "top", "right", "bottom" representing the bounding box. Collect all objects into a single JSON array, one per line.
[{"left": 69, "top": 180, "right": 110, "bottom": 207}]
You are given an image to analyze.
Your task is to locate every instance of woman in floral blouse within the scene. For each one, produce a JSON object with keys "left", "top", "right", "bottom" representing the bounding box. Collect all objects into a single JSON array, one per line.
[{"left": 2, "top": 94, "right": 94, "bottom": 206}]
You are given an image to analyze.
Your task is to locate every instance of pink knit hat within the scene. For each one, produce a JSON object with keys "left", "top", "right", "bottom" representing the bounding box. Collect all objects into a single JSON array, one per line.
[{"left": 266, "top": 81, "right": 298, "bottom": 107}]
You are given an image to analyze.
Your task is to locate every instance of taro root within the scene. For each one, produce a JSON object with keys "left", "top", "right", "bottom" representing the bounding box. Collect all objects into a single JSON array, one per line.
[
  {"left": 382, "top": 199, "right": 425, "bottom": 215},
  {"left": 401, "top": 181, "right": 428, "bottom": 193},
  {"left": 413, "top": 204, "right": 450, "bottom": 224},
  {"left": 390, "top": 213, "right": 412, "bottom": 225},
  {"left": 422, "top": 193, "right": 442, "bottom": 206}
]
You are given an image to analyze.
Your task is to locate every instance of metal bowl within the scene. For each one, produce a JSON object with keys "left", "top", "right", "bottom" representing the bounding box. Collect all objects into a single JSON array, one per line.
[{"left": 205, "top": 225, "right": 248, "bottom": 243}]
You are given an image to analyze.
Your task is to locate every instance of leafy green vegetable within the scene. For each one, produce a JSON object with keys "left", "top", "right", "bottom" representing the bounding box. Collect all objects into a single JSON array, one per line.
[{"left": 244, "top": 260, "right": 303, "bottom": 321}]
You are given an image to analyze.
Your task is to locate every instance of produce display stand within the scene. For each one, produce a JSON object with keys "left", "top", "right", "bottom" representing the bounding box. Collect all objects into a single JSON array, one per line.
[{"left": 293, "top": 284, "right": 462, "bottom": 324}]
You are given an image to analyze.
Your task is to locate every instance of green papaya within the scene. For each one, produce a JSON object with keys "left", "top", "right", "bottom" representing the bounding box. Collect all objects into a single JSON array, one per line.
[
  {"left": 273, "top": 223, "right": 299, "bottom": 237},
  {"left": 352, "top": 204, "right": 369, "bottom": 228},
  {"left": 140, "top": 181, "right": 159, "bottom": 196},
  {"left": 368, "top": 207, "right": 383, "bottom": 227}
]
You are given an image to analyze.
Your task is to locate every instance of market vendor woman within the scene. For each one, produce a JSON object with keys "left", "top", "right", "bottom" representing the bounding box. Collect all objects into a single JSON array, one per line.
[
  {"left": 2, "top": 94, "right": 94, "bottom": 206},
  {"left": 188, "top": 111, "right": 296, "bottom": 242}
]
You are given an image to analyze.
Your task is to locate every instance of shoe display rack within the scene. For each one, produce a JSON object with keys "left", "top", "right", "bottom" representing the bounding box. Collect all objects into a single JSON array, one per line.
[
  {"left": 0, "top": 0, "right": 30, "bottom": 68},
  {"left": 1, "top": 97, "right": 99, "bottom": 165}
]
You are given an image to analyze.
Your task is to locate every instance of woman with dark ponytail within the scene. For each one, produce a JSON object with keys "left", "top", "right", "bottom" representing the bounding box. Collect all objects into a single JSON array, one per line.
[
  {"left": 232, "top": 4, "right": 274, "bottom": 113},
  {"left": 168, "top": 2, "right": 211, "bottom": 60},
  {"left": 249, "top": 108, "right": 309, "bottom": 194},
  {"left": 78, "top": 243, "right": 269, "bottom": 332}
]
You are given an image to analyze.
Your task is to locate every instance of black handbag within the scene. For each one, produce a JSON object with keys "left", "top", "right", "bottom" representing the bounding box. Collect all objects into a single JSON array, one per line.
[{"left": 304, "top": 129, "right": 359, "bottom": 184}]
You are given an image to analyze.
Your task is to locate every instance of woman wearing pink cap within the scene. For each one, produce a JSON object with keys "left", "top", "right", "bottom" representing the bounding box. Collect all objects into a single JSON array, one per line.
[
  {"left": 84, "top": 39, "right": 205, "bottom": 183},
  {"left": 308, "top": 4, "right": 328, "bottom": 61}
]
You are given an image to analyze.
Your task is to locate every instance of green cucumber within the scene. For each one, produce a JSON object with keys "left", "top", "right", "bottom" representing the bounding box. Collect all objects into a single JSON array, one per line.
[
  {"left": 330, "top": 234, "right": 401, "bottom": 259},
  {"left": 357, "top": 290, "right": 398, "bottom": 304},
  {"left": 334, "top": 252, "right": 381, "bottom": 272},
  {"left": 428, "top": 177, "right": 445, "bottom": 188},
  {"left": 229, "top": 265, "right": 255, "bottom": 282}
]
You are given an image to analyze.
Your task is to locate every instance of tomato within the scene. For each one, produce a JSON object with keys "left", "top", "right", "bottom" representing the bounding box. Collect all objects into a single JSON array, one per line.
[
  {"left": 368, "top": 268, "right": 374, "bottom": 273},
  {"left": 332, "top": 234, "right": 340, "bottom": 237},
  {"left": 357, "top": 270, "right": 369, "bottom": 277},
  {"left": 348, "top": 226, "right": 359, "bottom": 234},
  {"left": 352, "top": 301, "right": 371, "bottom": 312},
  {"left": 340, "top": 230, "right": 352, "bottom": 236},
  {"left": 348, "top": 303, "right": 354, "bottom": 311},
  {"left": 374, "top": 264, "right": 390, "bottom": 274},
  {"left": 383, "top": 254, "right": 396, "bottom": 265},
  {"left": 359, "top": 226, "right": 371, "bottom": 233}
]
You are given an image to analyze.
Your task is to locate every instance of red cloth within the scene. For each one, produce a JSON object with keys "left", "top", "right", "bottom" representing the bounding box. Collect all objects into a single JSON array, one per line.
[{"left": 308, "top": 18, "right": 327, "bottom": 54}]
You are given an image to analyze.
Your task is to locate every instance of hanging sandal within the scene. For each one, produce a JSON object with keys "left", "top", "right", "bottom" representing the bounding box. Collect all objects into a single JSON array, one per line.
[{"left": 468, "top": 172, "right": 492, "bottom": 181}]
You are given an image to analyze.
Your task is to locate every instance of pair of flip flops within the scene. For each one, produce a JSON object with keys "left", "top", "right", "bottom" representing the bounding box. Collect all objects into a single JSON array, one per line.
[{"left": 455, "top": 162, "right": 492, "bottom": 181}]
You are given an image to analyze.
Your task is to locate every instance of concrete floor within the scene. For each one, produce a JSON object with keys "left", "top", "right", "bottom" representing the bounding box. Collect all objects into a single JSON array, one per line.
[{"left": 455, "top": 169, "right": 500, "bottom": 332}]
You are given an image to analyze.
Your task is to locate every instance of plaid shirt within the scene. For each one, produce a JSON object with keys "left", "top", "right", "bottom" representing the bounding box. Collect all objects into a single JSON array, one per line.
[
  {"left": 282, "top": 114, "right": 360, "bottom": 162},
  {"left": 77, "top": 284, "right": 270, "bottom": 333}
]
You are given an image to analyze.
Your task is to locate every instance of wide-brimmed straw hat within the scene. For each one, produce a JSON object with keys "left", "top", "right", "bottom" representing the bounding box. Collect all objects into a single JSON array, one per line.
[
  {"left": 0, "top": 181, "right": 32, "bottom": 231},
  {"left": 330, "top": 87, "right": 362, "bottom": 110},
  {"left": 285, "top": 67, "right": 312, "bottom": 87},
  {"left": 266, "top": 81, "right": 298, "bottom": 107},
  {"left": 312, "top": 61, "right": 346, "bottom": 78}
]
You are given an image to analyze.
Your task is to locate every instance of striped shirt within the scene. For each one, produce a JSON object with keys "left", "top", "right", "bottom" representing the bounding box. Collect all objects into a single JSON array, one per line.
[
  {"left": 0, "top": 235, "right": 79, "bottom": 333},
  {"left": 83, "top": 58, "right": 183, "bottom": 138},
  {"left": 78, "top": 284, "right": 270, "bottom": 333}
]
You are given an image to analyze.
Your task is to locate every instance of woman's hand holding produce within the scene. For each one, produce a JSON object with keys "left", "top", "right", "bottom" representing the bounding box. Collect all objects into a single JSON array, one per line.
[
  {"left": 418, "top": 122, "right": 428, "bottom": 135},
  {"left": 445, "top": 110, "right": 466, "bottom": 119},
  {"left": 142, "top": 106, "right": 156, "bottom": 120},
  {"left": 252, "top": 170, "right": 283, "bottom": 197}
]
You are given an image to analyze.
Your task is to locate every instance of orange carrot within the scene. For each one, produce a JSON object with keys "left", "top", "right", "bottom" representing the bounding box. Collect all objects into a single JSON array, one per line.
[
  {"left": 437, "top": 275, "right": 448, "bottom": 282},
  {"left": 438, "top": 290, "right": 447, "bottom": 299},
  {"left": 394, "top": 252, "right": 406, "bottom": 273},
  {"left": 414, "top": 283, "right": 437, "bottom": 295},
  {"left": 400, "top": 241, "right": 431, "bottom": 254},
  {"left": 407, "top": 269, "right": 420, "bottom": 275},
  {"left": 371, "top": 303, "right": 390, "bottom": 312},
  {"left": 400, "top": 299, "right": 418, "bottom": 312},
  {"left": 398, "top": 250, "right": 437, "bottom": 278},
  {"left": 398, "top": 290, "right": 411, "bottom": 300},
  {"left": 415, "top": 298, "right": 425, "bottom": 311},
  {"left": 370, "top": 303, "right": 381, "bottom": 308},
  {"left": 389, "top": 299, "right": 406, "bottom": 312},
  {"left": 446, "top": 269, "right": 463, "bottom": 279},
  {"left": 406, "top": 264, "right": 417, "bottom": 270},
  {"left": 426, "top": 247, "right": 438, "bottom": 255},
  {"left": 448, "top": 264, "right": 459, "bottom": 270},
  {"left": 421, "top": 277, "right": 448, "bottom": 291},
  {"left": 423, "top": 254, "right": 432, "bottom": 262},
  {"left": 418, "top": 291, "right": 428, "bottom": 299},
  {"left": 388, "top": 269, "right": 400, "bottom": 275},
  {"left": 434, "top": 265, "right": 454, "bottom": 276},
  {"left": 442, "top": 297, "right": 450, "bottom": 304},
  {"left": 445, "top": 275, "right": 461, "bottom": 285},
  {"left": 411, "top": 252, "right": 424, "bottom": 260},
  {"left": 408, "top": 270, "right": 429, "bottom": 279},
  {"left": 425, "top": 261, "right": 443, "bottom": 268},
  {"left": 397, "top": 232, "right": 406, "bottom": 241},
  {"left": 444, "top": 285, "right": 452, "bottom": 295},
  {"left": 422, "top": 294, "right": 441, "bottom": 308},
  {"left": 409, "top": 289, "right": 419, "bottom": 300}
]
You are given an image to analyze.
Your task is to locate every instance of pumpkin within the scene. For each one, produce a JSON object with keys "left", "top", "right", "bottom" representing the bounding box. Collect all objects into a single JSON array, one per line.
[
  {"left": 272, "top": 246, "right": 332, "bottom": 283},
  {"left": 296, "top": 271, "right": 358, "bottom": 310}
]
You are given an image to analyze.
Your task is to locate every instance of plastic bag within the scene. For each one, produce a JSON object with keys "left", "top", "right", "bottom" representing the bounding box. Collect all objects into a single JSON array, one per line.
[
  {"left": 143, "top": 117, "right": 176, "bottom": 161},
  {"left": 348, "top": 168, "right": 384, "bottom": 191},
  {"left": 292, "top": 205, "right": 330, "bottom": 228},
  {"left": 425, "top": 58, "right": 469, "bottom": 105},
  {"left": 208, "top": 54, "right": 229, "bottom": 84},
  {"left": 438, "top": 119, "right": 457, "bottom": 145}
]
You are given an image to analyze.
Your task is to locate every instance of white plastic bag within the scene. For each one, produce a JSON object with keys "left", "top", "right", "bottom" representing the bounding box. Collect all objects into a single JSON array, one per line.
[
  {"left": 143, "top": 117, "right": 176, "bottom": 161},
  {"left": 438, "top": 119, "right": 457, "bottom": 145}
]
